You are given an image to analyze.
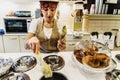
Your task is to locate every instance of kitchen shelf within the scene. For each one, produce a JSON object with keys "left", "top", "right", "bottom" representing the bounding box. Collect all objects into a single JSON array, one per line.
[{"left": 88, "top": 14, "right": 120, "bottom": 20}]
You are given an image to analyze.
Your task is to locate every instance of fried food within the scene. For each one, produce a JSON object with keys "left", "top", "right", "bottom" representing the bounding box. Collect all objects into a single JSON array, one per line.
[
  {"left": 74, "top": 44, "right": 110, "bottom": 68},
  {"left": 82, "top": 55, "right": 100, "bottom": 68},
  {"left": 94, "top": 53, "right": 110, "bottom": 68},
  {"left": 82, "top": 53, "right": 110, "bottom": 68}
]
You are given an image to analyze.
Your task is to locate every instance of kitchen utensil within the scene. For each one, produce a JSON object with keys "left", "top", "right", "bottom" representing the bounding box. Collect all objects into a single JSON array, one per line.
[
  {"left": 40, "top": 72, "right": 68, "bottom": 80},
  {"left": 38, "top": 51, "right": 53, "bottom": 78},
  {"left": 43, "top": 55, "right": 65, "bottom": 71}
]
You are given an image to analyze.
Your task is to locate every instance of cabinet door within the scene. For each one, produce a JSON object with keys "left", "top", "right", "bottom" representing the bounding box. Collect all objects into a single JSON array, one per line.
[
  {"left": 3, "top": 35, "right": 20, "bottom": 53},
  {"left": 19, "top": 35, "right": 32, "bottom": 52},
  {"left": 0, "top": 36, "right": 4, "bottom": 53}
]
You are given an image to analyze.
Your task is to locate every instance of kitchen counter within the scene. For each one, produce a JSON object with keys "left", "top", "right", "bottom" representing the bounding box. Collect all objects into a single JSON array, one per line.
[{"left": 0, "top": 51, "right": 120, "bottom": 80}]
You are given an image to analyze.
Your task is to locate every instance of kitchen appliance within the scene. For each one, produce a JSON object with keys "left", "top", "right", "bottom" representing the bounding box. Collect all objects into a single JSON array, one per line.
[
  {"left": 4, "top": 17, "right": 32, "bottom": 33},
  {"left": 14, "top": 11, "right": 31, "bottom": 17}
]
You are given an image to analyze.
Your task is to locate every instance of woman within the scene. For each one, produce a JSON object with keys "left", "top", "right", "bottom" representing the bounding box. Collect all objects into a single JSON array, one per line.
[{"left": 25, "top": 0, "right": 66, "bottom": 53}]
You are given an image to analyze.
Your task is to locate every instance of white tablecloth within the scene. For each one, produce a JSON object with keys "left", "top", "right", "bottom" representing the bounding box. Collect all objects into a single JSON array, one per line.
[{"left": 0, "top": 51, "right": 120, "bottom": 80}]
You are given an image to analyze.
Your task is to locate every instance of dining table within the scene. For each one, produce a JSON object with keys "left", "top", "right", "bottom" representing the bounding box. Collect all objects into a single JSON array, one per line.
[{"left": 0, "top": 51, "right": 120, "bottom": 80}]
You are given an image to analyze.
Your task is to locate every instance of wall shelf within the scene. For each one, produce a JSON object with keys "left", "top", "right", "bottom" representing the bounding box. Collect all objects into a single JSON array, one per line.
[{"left": 88, "top": 14, "right": 120, "bottom": 20}]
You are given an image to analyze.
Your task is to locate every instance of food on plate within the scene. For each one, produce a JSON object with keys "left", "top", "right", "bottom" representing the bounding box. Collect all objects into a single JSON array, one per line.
[
  {"left": 74, "top": 49, "right": 85, "bottom": 63},
  {"left": 82, "top": 55, "right": 100, "bottom": 68},
  {"left": 85, "top": 45, "right": 98, "bottom": 56},
  {"left": 94, "top": 53, "right": 110, "bottom": 68},
  {"left": 82, "top": 53, "right": 110, "bottom": 68},
  {"left": 74, "top": 44, "right": 110, "bottom": 68}
]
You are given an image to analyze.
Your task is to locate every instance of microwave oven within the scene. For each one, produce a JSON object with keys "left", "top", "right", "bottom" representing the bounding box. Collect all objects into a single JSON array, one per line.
[{"left": 4, "top": 17, "right": 32, "bottom": 33}]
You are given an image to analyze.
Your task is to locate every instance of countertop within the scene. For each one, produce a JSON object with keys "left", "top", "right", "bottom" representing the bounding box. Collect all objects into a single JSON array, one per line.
[{"left": 0, "top": 51, "right": 120, "bottom": 80}]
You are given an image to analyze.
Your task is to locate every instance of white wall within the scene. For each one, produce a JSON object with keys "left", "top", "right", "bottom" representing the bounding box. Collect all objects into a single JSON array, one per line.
[{"left": 58, "top": 3, "right": 74, "bottom": 29}]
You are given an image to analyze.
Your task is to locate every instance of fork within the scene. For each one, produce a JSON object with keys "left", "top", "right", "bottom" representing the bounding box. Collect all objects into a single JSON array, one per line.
[{"left": 37, "top": 51, "right": 53, "bottom": 78}]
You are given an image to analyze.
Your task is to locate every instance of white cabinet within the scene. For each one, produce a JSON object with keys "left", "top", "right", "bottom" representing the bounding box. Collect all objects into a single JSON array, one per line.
[
  {"left": 3, "top": 35, "right": 20, "bottom": 53},
  {"left": 19, "top": 35, "right": 32, "bottom": 52},
  {"left": 3, "top": 35, "right": 32, "bottom": 53},
  {"left": 0, "top": 36, "right": 4, "bottom": 53}
]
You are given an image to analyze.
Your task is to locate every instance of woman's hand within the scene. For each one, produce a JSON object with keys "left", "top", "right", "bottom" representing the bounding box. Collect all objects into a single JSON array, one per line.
[
  {"left": 57, "top": 38, "right": 66, "bottom": 51},
  {"left": 25, "top": 37, "right": 40, "bottom": 54}
]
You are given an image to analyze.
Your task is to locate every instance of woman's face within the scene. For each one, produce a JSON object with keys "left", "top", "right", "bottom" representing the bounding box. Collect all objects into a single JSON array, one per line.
[{"left": 40, "top": 2, "right": 58, "bottom": 23}]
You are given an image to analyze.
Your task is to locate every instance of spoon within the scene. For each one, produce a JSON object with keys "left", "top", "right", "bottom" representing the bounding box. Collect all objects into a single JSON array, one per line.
[{"left": 38, "top": 51, "right": 53, "bottom": 78}]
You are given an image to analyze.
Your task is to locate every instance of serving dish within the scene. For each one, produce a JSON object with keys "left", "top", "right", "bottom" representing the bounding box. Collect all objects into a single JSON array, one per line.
[
  {"left": 12, "top": 56, "right": 37, "bottom": 72},
  {"left": 72, "top": 40, "right": 116, "bottom": 73},
  {"left": 40, "top": 72, "right": 68, "bottom": 80},
  {"left": 43, "top": 55, "right": 65, "bottom": 71}
]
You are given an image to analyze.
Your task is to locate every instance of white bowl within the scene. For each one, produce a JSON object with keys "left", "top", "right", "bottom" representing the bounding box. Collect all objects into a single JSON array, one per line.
[{"left": 72, "top": 40, "right": 113, "bottom": 73}]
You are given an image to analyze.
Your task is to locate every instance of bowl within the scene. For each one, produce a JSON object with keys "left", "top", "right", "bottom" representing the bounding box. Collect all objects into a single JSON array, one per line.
[
  {"left": 72, "top": 40, "right": 114, "bottom": 73},
  {"left": 12, "top": 56, "right": 37, "bottom": 72},
  {"left": 40, "top": 72, "right": 68, "bottom": 80},
  {"left": 43, "top": 55, "right": 65, "bottom": 71}
]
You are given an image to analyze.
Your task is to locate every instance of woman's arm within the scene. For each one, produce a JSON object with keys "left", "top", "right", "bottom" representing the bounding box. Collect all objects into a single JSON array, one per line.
[
  {"left": 25, "top": 33, "right": 40, "bottom": 54},
  {"left": 57, "top": 37, "right": 66, "bottom": 51}
]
